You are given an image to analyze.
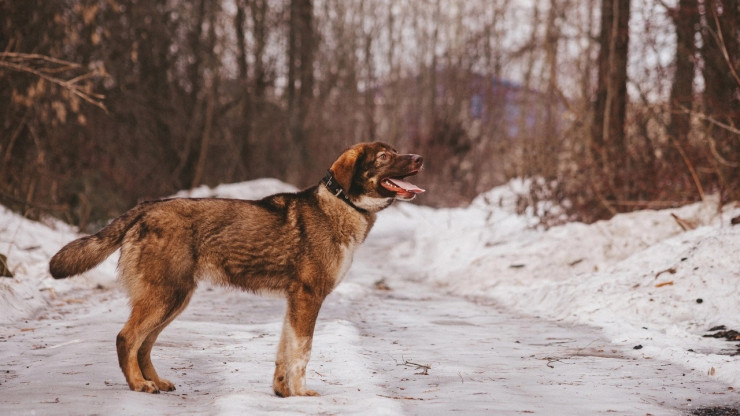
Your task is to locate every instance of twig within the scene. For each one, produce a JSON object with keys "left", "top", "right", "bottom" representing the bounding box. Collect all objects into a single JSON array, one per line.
[
  {"left": 670, "top": 213, "right": 697, "bottom": 231},
  {"left": 655, "top": 267, "right": 677, "bottom": 279},
  {"left": 377, "top": 394, "right": 425, "bottom": 401},
  {"left": 0, "top": 52, "right": 107, "bottom": 112},
  {"left": 671, "top": 131, "right": 707, "bottom": 201},
  {"left": 681, "top": 105, "right": 740, "bottom": 137},
  {"left": 709, "top": 8, "right": 740, "bottom": 88},
  {"left": 545, "top": 357, "right": 564, "bottom": 368},
  {"left": 607, "top": 200, "right": 688, "bottom": 208},
  {"left": 397, "top": 359, "right": 431, "bottom": 375},
  {"left": 0, "top": 61, "right": 106, "bottom": 111},
  {"left": 0, "top": 52, "right": 83, "bottom": 68}
]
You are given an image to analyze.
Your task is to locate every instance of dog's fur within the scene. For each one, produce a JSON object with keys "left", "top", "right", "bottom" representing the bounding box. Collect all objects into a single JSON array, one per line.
[{"left": 49, "top": 142, "right": 423, "bottom": 397}]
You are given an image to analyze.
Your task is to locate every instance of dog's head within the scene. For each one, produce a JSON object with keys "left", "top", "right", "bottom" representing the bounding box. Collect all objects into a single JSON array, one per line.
[{"left": 329, "top": 142, "right": 424, "bottom": 212}]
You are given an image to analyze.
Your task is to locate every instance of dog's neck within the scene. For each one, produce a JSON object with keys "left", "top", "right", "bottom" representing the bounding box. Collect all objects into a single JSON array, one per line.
[{"left": 320, "top": 171, "right": 367, "bottom": 213}]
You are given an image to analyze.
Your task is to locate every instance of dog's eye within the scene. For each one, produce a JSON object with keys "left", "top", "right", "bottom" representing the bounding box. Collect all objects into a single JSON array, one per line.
[{"left": 378, "top": 152, "right": 388, "bottom": 161}]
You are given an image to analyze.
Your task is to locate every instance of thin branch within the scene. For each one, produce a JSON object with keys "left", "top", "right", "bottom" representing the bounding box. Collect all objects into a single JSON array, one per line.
[
  {"left": 682, "top": 105, "right": 740, "bottom": 136},
  {"left": 396, "top": 359, "right": 431, "bottom": 375},
  {"left": 706, "top": 133, "right": 740, "bottom": 167},
  {"left": 608, "top": 200, "right": 691, "bottom": 207},
  {"left": 67, "top": 71, "right": 100, "bottom": 86},
  {"left": 673, "top": 137, "right": 707, "bottom": 200},
  {"left": 709, "top": 7, "right": 740, "bottom": 88},
  {"left": 0, "top": 52, "right": 84, "bottom": 68},
  {"left": 0, "top": 52, "right": 107, "bottom": 112}
]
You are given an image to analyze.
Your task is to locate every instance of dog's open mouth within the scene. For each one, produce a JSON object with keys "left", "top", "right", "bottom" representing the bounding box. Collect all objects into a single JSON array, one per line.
[{"left": 381, "top": 176, "right": 425, "bottom": 199}]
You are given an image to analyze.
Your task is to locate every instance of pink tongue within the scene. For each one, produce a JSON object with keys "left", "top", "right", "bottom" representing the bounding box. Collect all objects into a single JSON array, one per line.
[{"left": 388, "top": 178, "right": 425, "bottom": 193}]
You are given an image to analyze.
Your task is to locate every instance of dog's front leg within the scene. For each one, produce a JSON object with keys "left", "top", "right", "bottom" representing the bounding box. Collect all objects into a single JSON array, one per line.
[{"left": 273, "top": 288, "right": 324, "bottom": 397}]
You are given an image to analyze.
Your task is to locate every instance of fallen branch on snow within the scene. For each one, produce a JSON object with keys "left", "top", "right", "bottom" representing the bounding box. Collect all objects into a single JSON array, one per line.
[{"left": 396, "top": 359, "right": 431, "bottom": 375}]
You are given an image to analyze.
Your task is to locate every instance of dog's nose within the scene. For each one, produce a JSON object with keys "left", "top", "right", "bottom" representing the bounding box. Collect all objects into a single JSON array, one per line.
[{"left": 411, "top": 154, "right": 424, "bottom": 166}]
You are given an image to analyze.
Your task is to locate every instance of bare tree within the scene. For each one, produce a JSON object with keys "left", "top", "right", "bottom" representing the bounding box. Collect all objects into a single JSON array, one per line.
[
  {"left": 287, "top": 0, "right": 315, "bottom": 180},
  {"left": 591, "top": 0, "right": 631, "bottom": 212},
  {"left": 234, "top": 0, "right": 251, "bottom": 176},
  {"left": 665, "top": 0, "right": 701, "bottom": 196},
  {"left": 4, "top": 0, "right": 738, "bottom": 228},
  {"left": 700, "top": 0, "right": 740, "bottom": 200}
]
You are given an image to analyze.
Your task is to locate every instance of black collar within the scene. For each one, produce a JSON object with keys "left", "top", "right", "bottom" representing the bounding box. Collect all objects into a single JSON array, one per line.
[{"left": 320, "top": 170, "right": 366, "bottom": 213}]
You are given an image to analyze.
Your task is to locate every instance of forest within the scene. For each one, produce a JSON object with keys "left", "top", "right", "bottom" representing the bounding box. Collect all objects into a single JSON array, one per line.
[{"left": 1, "top": 0, "right": 738, "bottom": 231}]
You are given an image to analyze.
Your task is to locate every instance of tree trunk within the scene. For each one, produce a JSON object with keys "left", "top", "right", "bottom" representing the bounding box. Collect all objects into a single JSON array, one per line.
[
  {"left": 541, "top": 0, "right": 561, "bottom": 178},
  {"left": 701, "top": 0, "right": 740, "bottom": 200},
  {"left": 666, "top": 0, "right": 700, "bottom": 194},
  {"left": 363, "top": 29, "right": 376, "bottom": 141},
  {"left": 591, "top": 0, "right": 631, "bottom": 207},
  {"left": 251, "top": 0, "right": 268, "bottom": 104},
  {"left": 518, "top": 4, "right": 539, "bottom": 177},
  {"left": 175, "top": 0, "right": 207, "bottom": 188},
  {"left": 234, "top": 0, "right": 251, "bottom": 177},
  {"left": 287, "top": 0, "right": 314, "bottom": 180}
]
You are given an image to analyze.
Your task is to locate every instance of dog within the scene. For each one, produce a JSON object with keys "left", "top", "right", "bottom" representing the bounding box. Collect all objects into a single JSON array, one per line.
[{"left": 49, "top": 142, "right": 424, "bottom": 397}]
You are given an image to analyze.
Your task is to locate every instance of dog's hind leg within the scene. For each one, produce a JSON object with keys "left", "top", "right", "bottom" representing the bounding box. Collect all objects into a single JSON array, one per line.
[
  {"left": 117, "top": 304, "right": 161, "bottom": 393},
  {"left": 117, "top": 286, "right": 193, "bottom": 393},
  {"left": 273, "top": 286, "right": 325, "bottom": 397},
  {"left": 137, "top": 289, "right": 193, "bottom": 392}
]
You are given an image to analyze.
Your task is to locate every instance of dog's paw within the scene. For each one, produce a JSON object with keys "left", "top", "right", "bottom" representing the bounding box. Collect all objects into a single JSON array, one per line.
[
  {"left": 273, "top": 372, "right": 290, "bottom": 397},
  {"left": 273, "top": 387, "right": 320, "bottom": 398},
  {"left": 132, "top": 380, "right": 160, "bottom": 394},
  {"left": 295, "top": 388, "right": 319, "bottom": 397},
  {"left": 154, "top": 378, "right": 176, "bottom": 392},
  {"left": 273, "top": 383, "right": 290, "bottom": 398}
]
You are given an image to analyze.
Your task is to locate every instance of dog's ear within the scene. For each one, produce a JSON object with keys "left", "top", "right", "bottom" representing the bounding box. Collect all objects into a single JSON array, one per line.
[{"left": 330, "top": 146, "right": 362, "bottom": 194}]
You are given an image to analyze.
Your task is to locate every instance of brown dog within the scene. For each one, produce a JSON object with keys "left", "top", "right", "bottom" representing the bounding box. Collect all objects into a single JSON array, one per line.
[{"left": 49, "top": 142, "right": 424, "bottom": 397}]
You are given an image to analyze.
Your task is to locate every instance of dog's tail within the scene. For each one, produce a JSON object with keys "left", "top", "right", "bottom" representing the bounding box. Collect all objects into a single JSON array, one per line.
[{"left": 49, "top": 202, "right": 154, "bottom": 279}]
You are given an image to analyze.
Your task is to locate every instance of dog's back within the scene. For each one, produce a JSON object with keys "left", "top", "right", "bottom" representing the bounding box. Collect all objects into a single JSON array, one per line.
[{"left": 52, "top": 191, "right": 372, "bottom": 294}]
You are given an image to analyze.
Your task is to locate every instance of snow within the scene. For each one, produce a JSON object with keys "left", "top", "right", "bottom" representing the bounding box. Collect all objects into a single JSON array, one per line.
[
  {"left": 385, "top": 185, "right": 740, "bottom": 386},
  {"left": 2, "top": 179, "right": 739, "bottom": 414}
]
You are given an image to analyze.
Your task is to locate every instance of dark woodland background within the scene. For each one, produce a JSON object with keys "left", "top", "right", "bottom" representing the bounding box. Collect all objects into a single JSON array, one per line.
[{"left": 1, "top": 0, "right": 738, "bottom": 231}]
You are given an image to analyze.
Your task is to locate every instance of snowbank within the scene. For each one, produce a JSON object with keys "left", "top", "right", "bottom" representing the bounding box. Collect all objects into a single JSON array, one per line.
[
  {"left": 379, "top": 183, "right": 740, "bottom": 386},
  {"left": 0, "top": 206, "right": 114, "bottom": 324}
]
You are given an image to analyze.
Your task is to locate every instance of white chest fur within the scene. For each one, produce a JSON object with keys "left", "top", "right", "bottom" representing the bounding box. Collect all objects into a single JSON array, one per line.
[{"left": 334, "top": 242, "right": 358, "bottom": 288}]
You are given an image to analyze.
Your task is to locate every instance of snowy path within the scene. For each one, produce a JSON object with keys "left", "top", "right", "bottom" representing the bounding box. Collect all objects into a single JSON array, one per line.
[{"left": 1, "top": 220, "right": 736, "bottom": 415}]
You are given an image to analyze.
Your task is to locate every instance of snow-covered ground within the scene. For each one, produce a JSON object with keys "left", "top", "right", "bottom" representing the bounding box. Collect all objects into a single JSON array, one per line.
[
  {"left": 1, "top": 179, "right": 739, "bottom": 414},
  {"left": 390, "top": 182, "right": 740, "bottom": 387}
]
